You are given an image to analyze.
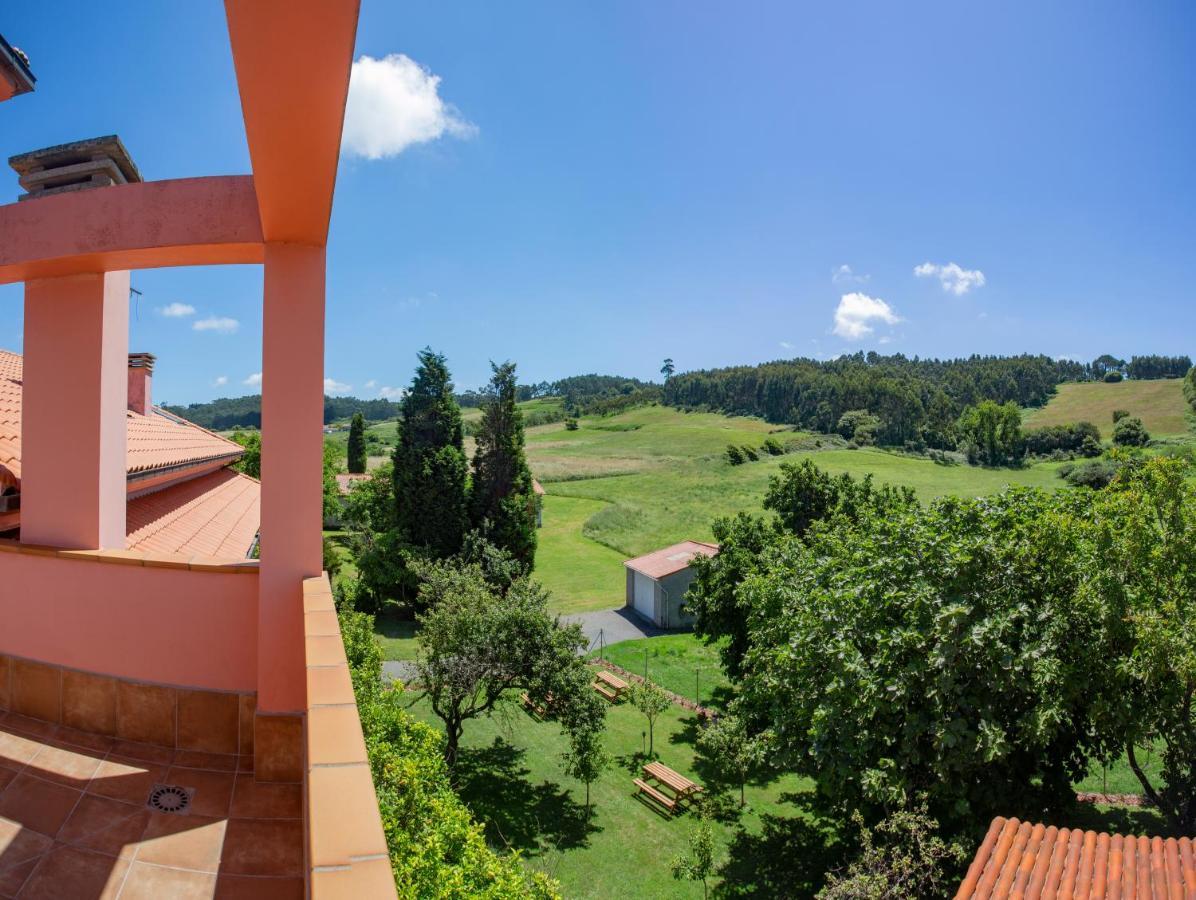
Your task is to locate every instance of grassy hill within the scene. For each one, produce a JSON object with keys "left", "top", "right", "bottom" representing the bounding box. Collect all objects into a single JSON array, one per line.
[
  {"left": 1025, "top": 379, "right": 1191, "bottom": 438},
  {"left": 527, "top": 405, "right": 1064, "bottom": 613}
]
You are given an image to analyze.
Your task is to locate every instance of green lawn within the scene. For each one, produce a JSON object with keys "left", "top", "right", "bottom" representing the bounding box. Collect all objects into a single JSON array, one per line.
[
  {"left": 534, "top": 495, "right": 627, "bottom": 614},
  {"left": 594, "top": 634, "right": 732, "bottom": 709},
  {"left": 1025, "top": 379, "right": 1192, "bottom": 438},
  {"left": 373, "top": 614, "right": 420, "bottom": 661},
  {"left": 405, "top": 689, "right": 833, "bottom": 899}
]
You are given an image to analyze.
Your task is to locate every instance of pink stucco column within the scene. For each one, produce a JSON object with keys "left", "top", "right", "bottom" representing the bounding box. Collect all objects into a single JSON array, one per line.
[
  {"left": 21, "top": 272, "right": 129, "bottom": 549},
  {"left": 257, "top": 242, "right": 325, "bottom": 713}
]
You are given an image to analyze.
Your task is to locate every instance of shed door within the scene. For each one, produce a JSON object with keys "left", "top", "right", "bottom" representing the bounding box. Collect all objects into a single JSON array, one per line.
[{"left": 633, "top": 572, "right": 656, "bottom": 620}]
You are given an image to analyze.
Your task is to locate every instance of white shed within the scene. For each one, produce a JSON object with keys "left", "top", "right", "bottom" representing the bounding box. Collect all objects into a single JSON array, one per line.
[{"left": 623, "top": 540, "right": 719, "bottom": 628}]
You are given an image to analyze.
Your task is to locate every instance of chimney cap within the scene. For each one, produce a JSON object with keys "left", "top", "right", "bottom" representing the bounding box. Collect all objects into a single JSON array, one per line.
[
  {"left": 128, "top": 352, "right": 156, "bottom": 372},
  {"left": 9, "top": 135, "right": 142, "bottom": 183},
  {"left": 0, "top": 33, "right": 35, "bottom": 97}
]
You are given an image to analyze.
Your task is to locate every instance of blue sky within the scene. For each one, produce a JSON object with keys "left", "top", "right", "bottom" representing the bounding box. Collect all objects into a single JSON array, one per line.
[{"left": 2, "top": 1, "right": 1194, "bottom": 404}]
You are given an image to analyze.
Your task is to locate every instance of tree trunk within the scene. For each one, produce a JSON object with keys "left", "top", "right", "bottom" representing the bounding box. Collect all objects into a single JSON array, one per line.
[
  {"left": 648, "top": 723, "right": 654, "bottom": 757},
  {"left": 445, "top": 721, "right": 463, "bottom": 780},
  {"left": 740, "top": 779, "right": 746, "bottom": 808},
  {"left": 1126, "top": 743, "right": 1175, "bottom": 829}
]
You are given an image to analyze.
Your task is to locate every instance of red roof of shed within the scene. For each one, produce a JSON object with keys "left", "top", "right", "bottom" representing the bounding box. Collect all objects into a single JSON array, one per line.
[{"left": 624, "top": 540, "right": 718, "bottom": 580}]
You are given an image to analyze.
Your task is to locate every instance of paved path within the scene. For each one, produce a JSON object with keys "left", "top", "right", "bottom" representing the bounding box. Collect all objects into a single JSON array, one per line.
[
  {"left": 563, "top": 607, "right": 668, "bottom": 654},
  {"left": 382, "top": 660, "right": 418, "bottom": 683}
]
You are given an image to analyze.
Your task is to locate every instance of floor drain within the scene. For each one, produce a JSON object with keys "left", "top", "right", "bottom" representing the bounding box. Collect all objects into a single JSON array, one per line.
[{"left": 147, "top": 784, "right": 194, "bottom": 815}]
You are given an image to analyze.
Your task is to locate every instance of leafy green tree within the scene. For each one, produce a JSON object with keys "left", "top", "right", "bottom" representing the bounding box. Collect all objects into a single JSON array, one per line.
[
  {"left": 322, "top": 440, "right": 342, "bottom": 523},
  {"left": 347, "top": 412, "right": 367, "bottom": 474},
  {"left": 837, "top": 409, "right": 882, "bottom": 445},
  {"left": 470, "top": 361, "right": 537, "bottom": 572},
  {"left": 731, "top": 487, "right": 1113, "bottom": 832},
  {"left": 661, "top": 358, "right": 676, "bottom": 381},
  {"left": 726, "top": 444, "right": 746, "bottom": 465},
  {"left": 562, "top": 721, "right": 610, "bottom": 819},
  {"left": 1091, "top": 354, "right": 1126, "bottom": 379},
  {"left": 671, "top": 815, "right": 716, "bottom": 899},
  {"left": 1104, "top": 370, "right": 1124, "bottom": 383},
  {"left": 414, "top": 560, "right": 590, "bottom": 771},
  {"left": 1083, "top": 456, "right": 1196, "bottom": 831},
  {"left": 1112, "top": 415, "right": 1150, "bottom": 447},
  {"left": 628, "top": 679, "right": 671, "bottom": 757},
  {"left": 817, "top": 803, "right": 966, "bottom": 900},
  {"left": 393, "top": 349, "right": 469, "bottom": 557},
  {"left": 955, "top": 400, "right": 1024, "bottom": 466},
  {"left": 229, "top": 430, "right": 261, "bottom": 478},
  {"left": 697, "top": 714, "right": 765, "bottom": 807}
]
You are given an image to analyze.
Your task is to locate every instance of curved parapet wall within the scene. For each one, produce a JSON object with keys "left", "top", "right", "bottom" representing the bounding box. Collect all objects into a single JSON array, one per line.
[{"left": 0, "top": 540, "right": 258, "bottom": 691}]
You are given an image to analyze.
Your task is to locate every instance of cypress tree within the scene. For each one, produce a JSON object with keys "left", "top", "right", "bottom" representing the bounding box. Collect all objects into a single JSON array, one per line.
[
  {"left": 346, "top": 412, "right": 367, "bottom": 474},
  {"left": 392, "top": 349, "right": 468, "bottom": 557},
  {"left": 470, "top": 361, "right": 537, "bottom": 571}
]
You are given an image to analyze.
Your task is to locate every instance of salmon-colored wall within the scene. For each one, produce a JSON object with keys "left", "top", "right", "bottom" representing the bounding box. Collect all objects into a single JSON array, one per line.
[
  {"left": 21, "top": 272, "right": 129, "bottom": 549},
  {"left": 258, "top": 243, "right": 326, "bottom": 713},
  {"left": 0, "top": 547, "right": 258, "bottom": 691}
]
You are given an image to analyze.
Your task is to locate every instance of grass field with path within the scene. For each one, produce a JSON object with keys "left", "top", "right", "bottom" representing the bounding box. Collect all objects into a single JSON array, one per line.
[{"left": 1024, "top": 378, "right": 1192, "bottom": 437}]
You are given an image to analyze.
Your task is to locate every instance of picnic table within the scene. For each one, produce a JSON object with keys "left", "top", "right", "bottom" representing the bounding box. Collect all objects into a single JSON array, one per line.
[
  {"left": 593, "top": 669, "right": 628, "bottom": 702},
  {"left": 634, "top": 761, "right": 703, "bottom": 815}
]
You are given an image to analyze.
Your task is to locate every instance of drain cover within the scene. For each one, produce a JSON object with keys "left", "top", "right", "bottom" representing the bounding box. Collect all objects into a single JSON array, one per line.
[{"left": 147, "top": 784, "right": 194, "bottom": 815}]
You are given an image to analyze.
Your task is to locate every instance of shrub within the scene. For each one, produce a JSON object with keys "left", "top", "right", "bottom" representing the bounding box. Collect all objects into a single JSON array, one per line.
[
  {"left": 726, "top": 444, "right": 746, "bottom": 465},
  {"left": 1023, "top": 422, "right": 1101, "bottom": 457},
  {"left": 1104, "top": 371, "right": 1124, "bottom": 383},
  {"left": 564, "top": 417, "right": 579, "bottom": 431},
  {"left": 956, "top": 400, "right": 1024, "bottom": 466},
  {"left": 742, "top": 445, "right": 760, "bottom": 462},
  {"left": 1112, "top": 416, "right": 1150, "bottom": 447},
  {"left": 762, "top": 437, "right": 785, "bottom": 456},
  {"left": 837, "top": 410, "right": 882, "bottom": 446},
  {"left": 1063, "top": 458, "right": 1120, "bottom": 489},
  {"left": 1112, "top": 409, "right": 1130, "bottom": 424}
]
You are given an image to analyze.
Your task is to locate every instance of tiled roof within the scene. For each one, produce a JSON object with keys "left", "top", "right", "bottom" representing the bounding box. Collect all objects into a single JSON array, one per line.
[
  {"left": 126, "top": 468, "right": 260, "bottom": 557},
  {"left": 0, "top": 349, "right": 242, "bottom": 489},
  {"left": 335, "top": 472, "right": 370, "bottom": 495},
  {"left": 956, "top": 816, "right": 1196, "bottom": 899},
  {"left": 624, "top": 540, "right": 719, "bottom": 580}
]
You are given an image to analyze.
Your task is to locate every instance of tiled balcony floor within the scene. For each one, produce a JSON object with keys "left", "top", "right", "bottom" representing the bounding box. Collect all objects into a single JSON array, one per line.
[{"left": 0, "top": 712, "right": 303, "bottom": 899}]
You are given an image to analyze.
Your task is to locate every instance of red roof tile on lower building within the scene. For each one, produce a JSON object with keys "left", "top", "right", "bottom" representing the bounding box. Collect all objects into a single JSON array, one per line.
[
  {"left": 955, "top": 816, "right": 1196, "bottom": 899},
  {"left": 126, "top": 468, "right": 260, "bottom": 557},
  {"left": 624, "top": 540, "right": 719, "bottom": 580}
]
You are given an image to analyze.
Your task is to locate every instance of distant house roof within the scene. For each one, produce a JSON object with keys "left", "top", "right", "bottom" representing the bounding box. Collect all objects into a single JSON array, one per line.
[
  {"left": 624, "top": 540, "right": 718, "bottom": 580},
  {"left": 335, "top": 472, "right": 370, "bottom": 495},
  {"left": 1, "top": 349, "right": 242, "bottom": 491},
  {"left": 532, "top": 478, "right": 546, "bottom": 496},
  {"left": 956, "top": 816, "right": 1196, "bottom": 899},
  {"left": 127, "top": 468, "right": 260, "bottom": 558}
]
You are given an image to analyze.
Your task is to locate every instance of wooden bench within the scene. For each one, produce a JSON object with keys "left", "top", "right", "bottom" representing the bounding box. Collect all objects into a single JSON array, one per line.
[
  {"left": 593, "top": 683, "right": 618, "bottom": 702},
  {"left": 633, "top": 778, "right": 677, "bottom": 814},
  {"left": 521, "top": 692, "right": 547, "bottom": 717}
]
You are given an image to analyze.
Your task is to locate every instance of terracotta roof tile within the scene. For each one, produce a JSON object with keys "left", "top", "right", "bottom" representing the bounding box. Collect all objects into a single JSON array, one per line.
[
  {"left": 126, "top": 468, "right": 260, "bottom": 557},
  {"left": 624, "top": 540, "right": 719, "bottom": 580},
  {"left": 335, "top": 472, "right": 370, "bottom": 495},
  {"left": 0, "top": 349, "right": 241, "bottom": 490},
  {"left": 955, "top": 816, "right": 1196, "bottom": 899}
]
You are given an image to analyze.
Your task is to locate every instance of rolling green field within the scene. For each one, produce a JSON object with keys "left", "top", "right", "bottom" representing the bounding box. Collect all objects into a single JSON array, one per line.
[
  {"left": 528, "top": 405, "right": 1065, "bottom": 611},
  {"left": 1024, "top": 378, "right": 1191, "bottom": 437}
]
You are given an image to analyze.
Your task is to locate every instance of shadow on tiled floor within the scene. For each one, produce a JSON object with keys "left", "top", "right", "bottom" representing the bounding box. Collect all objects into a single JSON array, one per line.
[{"left": 0, "top": 712, "right": 302, "bottom": 899}]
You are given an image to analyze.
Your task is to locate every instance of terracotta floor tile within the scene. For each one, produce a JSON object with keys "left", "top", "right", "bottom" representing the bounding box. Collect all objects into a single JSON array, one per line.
[
  {"left": 218, "top": 819, "right": 303, "bottom": 877},
  {"left": 57, "top": 794, "right": 150, "bottom": 859},
  {"left": 0, "top": 773, "right": 82, "bottom": 836},
  {"left": 1, "top": 716, "right": 56, "bottom": 743},
  {"left": 214, "top": 874, "right": 304, "bottom": 899},
  {"left": 18, "top": 844, "right": 128, "bottom": 900},
  {"left": 53, "top": 726, "right": 115, "bottom": 755},
  {"left": 165, "top": 768, "right": 235, "bottom": 818},
  {"left": 173, "top": 750, "right": 238, "bottom": 773},
  {"left": 0, "top": 730, "right": 41, "bottom": 772},
  {"left": 229, "top": 775, "right": 301, "bottom": 820},
  {"left": 108, "top": 741, "right": 173, "bottom": 767},
  {"left": 86, "top": 756, "right": 168, "bottom": 807},
  {"left": 117, "top": 862, "right": 217, "bottom": 900},
  {"left": 0, "top": 768, "right": 16, "bottom": 794},
  {"left": 135, "top": 813, "right": 227, "bottom": 873},
  {"left": 0, "top": 819, "right": 52, "bottom": 897},
  {"left": 26, "top": 741, "right": 103, "bottom": 788}
]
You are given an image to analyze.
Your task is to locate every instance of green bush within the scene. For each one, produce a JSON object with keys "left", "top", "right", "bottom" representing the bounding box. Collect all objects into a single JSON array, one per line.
[
  {"left": 1062, "top": 458, "right": 1120, "bottom": 489},
  {"left": 762, "top": 437, "right": 785, "bottom": 456},
  {"left": 742, "top": 445, "right": 760, "bottom": 462},
  {"left": 1112, "top": 409, "right": 1130, "bottom": 424},
  {"left": 726, "top": 444, "right": 746, "bottom": 465},
  {"left": 1104, "top": 371, "right": 1124, "bottom": 383},
  {"left": 564, "top": 417, "right": 579, "bottom": 431},
  {"left": 1112, "top": 416, "right": 1150, "bottom": 447}
]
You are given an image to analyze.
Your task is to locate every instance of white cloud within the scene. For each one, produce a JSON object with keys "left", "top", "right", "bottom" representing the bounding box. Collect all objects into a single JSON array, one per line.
[
  {"left": 212, "top": 376, "right": 228, "bottom": 387},
  {"left": 193, "top": 316, "right": 240, "bottom": 334},
  {"left": 914, "top": 261, "right": 986, "bottom": 296},
  {"left": 832, "top": 292, "right": 901, "bottom": 340},
  {"left": 378, "top": 386, "right": 403, "bottom": 400},
  {"left": 832, "top": 264, "right": 869, "bottom": 286},
  {"left": 779, "top": 341, "right": 794, "bottom": 350},
  {"left": 364, "top": 379, "right": 377, "bottom": 389},
  {"left": 243, "top": 372, "right": 262, "bottom": 387},
  {"left": 158, "top": 302, "right": 195, "bottom": 318},
  {"left": 342, "top": 54, "right": 477, "bottom": 160},
  {"left": 324, "top": 378, "right": 352, "bottom": 394}
]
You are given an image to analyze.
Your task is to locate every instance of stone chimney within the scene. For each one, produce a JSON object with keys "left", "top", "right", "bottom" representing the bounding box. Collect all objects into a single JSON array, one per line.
[
  {"left": 8, "top": 135, "right": 141, "bottom": 201},
  {"left": 128, "top": 353, "right": 156, "bottom": 416}
]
